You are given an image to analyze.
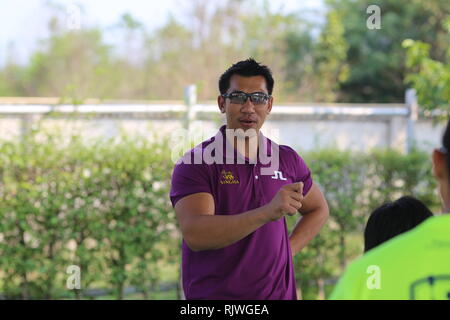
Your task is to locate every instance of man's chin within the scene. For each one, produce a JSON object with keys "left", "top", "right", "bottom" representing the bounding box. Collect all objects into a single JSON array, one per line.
[{"left": 226, "top": 123, "right": 259, "bottom": 135}]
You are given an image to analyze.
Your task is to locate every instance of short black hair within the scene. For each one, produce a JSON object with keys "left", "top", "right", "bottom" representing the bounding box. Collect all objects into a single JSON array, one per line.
[
  {"left": 218, "top": 58, "right": 274, "bottom": 95},
  {"left": 364, "top": 196, "right": 433, "bottom": 252}
]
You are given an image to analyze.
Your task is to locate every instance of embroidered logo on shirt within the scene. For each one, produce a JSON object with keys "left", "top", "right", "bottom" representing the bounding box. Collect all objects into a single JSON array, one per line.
[
  {"left": 271, "top": 170, "right": 287, "bottom": 180},
  {"left": 220, "top": 170, "right": 240, "bottom": 184}
]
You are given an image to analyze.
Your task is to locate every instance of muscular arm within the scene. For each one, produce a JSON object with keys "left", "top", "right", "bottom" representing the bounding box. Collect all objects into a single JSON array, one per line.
[
  {"left": 175, "top": 192, "right": 270, "bottom": 251},
  {"left": 175, "top": 183, "right": 303, "bottom": 252},
  {"left": 289, "top": 182, "right": 329, "bottom": 256}
]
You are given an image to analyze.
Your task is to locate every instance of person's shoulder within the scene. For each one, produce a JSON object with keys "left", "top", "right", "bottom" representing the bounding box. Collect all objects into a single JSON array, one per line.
[
  {"left": 276, "top": 144, "right": 302, "bottom": 159},
  {"left": 350, "top": 220, "right": 433, "bottom": 271},
  {"left": 374, "top": 214, "right": 448, "bottom": 254},
  {"left": 276, "top": 144, "right": 309, "bottom": 167},
  {"left": 330, "top": 231, "right": 416, "bottom": 298},
  {"left": 425, "top": 213, "right": 450, "bottom": 229},
  {"left": 278, "top": 144, "right": 297, "bottom": 154},
  {"left": 332, "top": 217, "right": 446, "bottom": 299}
]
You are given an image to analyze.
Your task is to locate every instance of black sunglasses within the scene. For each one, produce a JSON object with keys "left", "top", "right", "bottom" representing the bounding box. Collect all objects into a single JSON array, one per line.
[{"left": 221, "top": 91, "right": 271, "bottom": 106}]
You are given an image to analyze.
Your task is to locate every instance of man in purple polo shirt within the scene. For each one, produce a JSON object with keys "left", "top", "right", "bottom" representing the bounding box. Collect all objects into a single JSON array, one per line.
[{"left": 170, "top": 58, "right": 329, "bottom": 300}]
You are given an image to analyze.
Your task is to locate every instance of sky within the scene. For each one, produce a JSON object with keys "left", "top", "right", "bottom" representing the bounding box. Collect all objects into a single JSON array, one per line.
[{"left": 0, "top": 0, "right": 325, "bottom": 66}]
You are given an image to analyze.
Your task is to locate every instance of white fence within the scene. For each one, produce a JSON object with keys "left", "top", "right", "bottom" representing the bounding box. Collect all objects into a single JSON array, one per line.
[{"left": 0, "top": 89, "right": 445, "bottom": 154}]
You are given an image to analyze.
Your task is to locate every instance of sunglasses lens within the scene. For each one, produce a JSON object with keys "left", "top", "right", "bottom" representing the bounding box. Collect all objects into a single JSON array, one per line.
[
  {"left": 226, "top": 92, "right": 269, "bottom": 105},
  {"left": 229, "top": 93, "right": 247, "bottom": 104},
  {"left": 251, "top": 94, "right": 268, "bottom": 105}
]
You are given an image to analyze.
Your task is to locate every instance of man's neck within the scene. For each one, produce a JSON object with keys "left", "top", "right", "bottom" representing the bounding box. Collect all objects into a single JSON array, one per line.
[
  {"left": 225, "top": 126, "right": 260, "bottom": 161},
  {"left": 234, "top": 136, "right": 258, "bottom": 161}
]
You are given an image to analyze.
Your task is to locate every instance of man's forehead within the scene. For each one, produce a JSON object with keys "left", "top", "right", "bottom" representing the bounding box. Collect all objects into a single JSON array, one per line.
[{"left": 228, "top": 74, "right": 268, "bottom": 93}]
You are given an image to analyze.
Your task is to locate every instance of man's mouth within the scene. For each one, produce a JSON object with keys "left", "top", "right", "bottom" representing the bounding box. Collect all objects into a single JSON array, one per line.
[{"left": 240, "top": 119, "right": 257, "bottom": 125}]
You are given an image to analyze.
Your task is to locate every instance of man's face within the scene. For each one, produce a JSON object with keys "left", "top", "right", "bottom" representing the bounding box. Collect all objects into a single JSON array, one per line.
[{"left": 218, "top": 74, "right": 273, "bottom": 132}]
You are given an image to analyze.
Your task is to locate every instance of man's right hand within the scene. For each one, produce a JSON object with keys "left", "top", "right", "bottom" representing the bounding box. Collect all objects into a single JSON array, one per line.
[{"left": 264, "top": 182, "right": 304, "bottom": 221}]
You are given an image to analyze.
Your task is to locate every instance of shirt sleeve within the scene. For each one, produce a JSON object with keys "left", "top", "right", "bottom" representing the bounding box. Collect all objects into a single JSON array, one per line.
[
  {"left": 169, "top": 159, "right": 212, "bottom": 208},
  {"left": 285, "top": 146, "right": 313, "bottom": 197}
]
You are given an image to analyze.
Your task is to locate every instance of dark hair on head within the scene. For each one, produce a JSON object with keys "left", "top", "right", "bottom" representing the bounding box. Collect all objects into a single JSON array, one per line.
[
  {"left": 218, "top": 58, "right": 274, "bottom": 95},
  {"left": 364, "top": 196, "right": 433, "bottom": 253}
]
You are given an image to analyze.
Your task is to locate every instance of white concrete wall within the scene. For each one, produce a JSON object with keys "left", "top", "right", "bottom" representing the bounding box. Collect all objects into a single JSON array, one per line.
[{"left": 0, "top": 105, "right": 446, "bottom": 154}]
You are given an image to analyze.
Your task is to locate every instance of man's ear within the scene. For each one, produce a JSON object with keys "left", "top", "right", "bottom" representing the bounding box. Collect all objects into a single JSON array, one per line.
[
  {"left": 432, "top": 149, "right": 447, "bottom": 179},
  {"left": 266, "top": 96, "right": 273, "bottom": 114},
  {"left": 217, "top": 95, "right": 226, "bottom": 113}
]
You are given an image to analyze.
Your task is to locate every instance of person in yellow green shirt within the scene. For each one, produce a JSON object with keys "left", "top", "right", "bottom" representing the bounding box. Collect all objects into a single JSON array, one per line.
[{"left": 331, "top": 120, "right": 450, "bottom": 300}]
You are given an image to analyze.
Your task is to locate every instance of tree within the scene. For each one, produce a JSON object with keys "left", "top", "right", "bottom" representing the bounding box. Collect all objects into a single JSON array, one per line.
[
  {"left": 403, "top": 17, "right": 450, "bottom": 118},
  {"left": 330, "top": 0, "right": 450, "bottom": 102},
  {"left": 311, "top": 10, "right": 349, "bottom": 102},
  {"left": 27, "top": 29, "right": 116, "bottom": 103}
]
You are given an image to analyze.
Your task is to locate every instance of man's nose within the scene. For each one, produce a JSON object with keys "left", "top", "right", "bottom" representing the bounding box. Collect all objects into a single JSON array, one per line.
[{"left": 240, "top": 99, "right": 256, "bottom": 113}]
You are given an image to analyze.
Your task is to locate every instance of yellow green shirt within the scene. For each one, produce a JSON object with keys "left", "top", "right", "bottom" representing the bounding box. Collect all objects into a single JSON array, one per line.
[{"left": 330, "top": 214, "right": 450, "bottom": 300}]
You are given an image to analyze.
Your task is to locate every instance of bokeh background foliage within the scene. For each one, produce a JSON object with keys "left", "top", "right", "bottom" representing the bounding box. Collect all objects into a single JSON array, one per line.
[
  {"left": 0, "top": 125, "right": 178, "bottom": 299},
  {"left": 0, "top": 0, "right": 448, "bottom": 104},
  {"left": 0, "top": 125, "right": 439, "bottom": 299}
]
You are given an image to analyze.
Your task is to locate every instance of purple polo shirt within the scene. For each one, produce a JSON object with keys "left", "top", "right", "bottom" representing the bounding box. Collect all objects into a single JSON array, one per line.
[{"left": 170, "top": 125, "right": 313, "bottom": 300}]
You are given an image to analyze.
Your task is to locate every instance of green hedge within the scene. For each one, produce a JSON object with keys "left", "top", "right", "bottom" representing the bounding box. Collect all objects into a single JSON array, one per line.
[
  {"left": 0, "top": 128, "right": 177, "bottom": 299},
  {"left": 0, "top": 129, "right": 440, "bottom": 299}
]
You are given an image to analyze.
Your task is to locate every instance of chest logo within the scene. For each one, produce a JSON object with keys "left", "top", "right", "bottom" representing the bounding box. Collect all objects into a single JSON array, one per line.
[
  {"left": 271, "top": 170, "right": 287, "bottom": 180},
  {"left": 220, "top": 169, "right": 240, "bottom": 184}
]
